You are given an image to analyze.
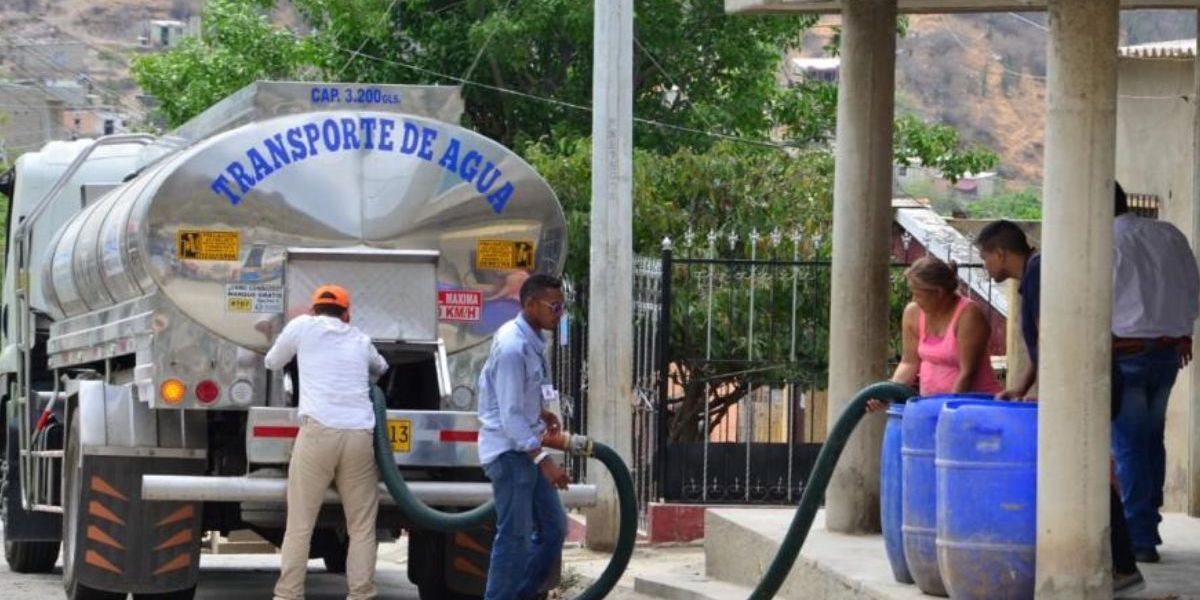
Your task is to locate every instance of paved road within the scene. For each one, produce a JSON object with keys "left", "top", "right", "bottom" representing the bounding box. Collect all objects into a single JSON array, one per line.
[{"left": 0, "top": 531, "right": 420, "bottom": 599}]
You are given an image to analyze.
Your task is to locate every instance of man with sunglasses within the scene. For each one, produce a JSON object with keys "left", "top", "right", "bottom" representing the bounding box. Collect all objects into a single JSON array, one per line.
[{"left": 477, "top": 273, "right": 570, "bottom": 600}]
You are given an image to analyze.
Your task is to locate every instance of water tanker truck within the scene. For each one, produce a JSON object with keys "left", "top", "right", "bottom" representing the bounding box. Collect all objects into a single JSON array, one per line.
[{"left": 0, "top": 81, "right": 590, "bottom": 599}]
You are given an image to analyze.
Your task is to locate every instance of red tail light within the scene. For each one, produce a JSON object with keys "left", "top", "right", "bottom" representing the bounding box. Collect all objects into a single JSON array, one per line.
[{"left": 195, "top": 380, "right": 220, "bottom": 404}]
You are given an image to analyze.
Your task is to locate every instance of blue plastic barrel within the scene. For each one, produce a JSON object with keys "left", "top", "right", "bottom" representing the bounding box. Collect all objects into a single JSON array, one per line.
[
  {"left": 881, "top": 403, "right": 914, "bottom": 584},
  {"left": 936, "top": 401, "right": 1038, "bottom": 600},
  {"left": 902, "top": 394, "right": 994, "bottom": 597}
]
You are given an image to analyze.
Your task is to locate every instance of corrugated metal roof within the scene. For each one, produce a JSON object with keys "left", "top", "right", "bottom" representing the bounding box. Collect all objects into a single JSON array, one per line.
[
  {"left": 1119, "top": 39, "right": 1196, "bottom": 59},
  {"left": 892, "top": 201, "right": 1011, "bottom": 319}
]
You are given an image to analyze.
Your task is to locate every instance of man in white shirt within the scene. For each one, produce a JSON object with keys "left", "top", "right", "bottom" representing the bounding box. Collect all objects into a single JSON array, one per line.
[
  {"left": 1111, "top": 183, "right": 1200, "bottom": 563},
  {"left": 265, "top": 284, "right": 388, "bottom": 600}
]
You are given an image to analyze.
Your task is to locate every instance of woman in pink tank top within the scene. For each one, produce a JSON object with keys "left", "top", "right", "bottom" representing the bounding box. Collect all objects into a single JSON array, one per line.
[{"left": 868, "top": 257, "right": 1001, "bottom": 411}]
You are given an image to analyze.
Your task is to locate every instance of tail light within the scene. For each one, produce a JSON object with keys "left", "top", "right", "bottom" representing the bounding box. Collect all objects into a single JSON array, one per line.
[
  {"left": 195, "top": 380, "right": 220, "bottom": 404},
  {"left": 160, "top": 379, "right": 187, "bottom": 404}
]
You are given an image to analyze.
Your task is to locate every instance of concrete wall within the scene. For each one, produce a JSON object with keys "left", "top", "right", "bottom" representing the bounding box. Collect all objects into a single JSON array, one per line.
[
  {"left": 0, "top": 84, "right": 63, "bottom": 160},
  {"left": 1116, "top": 55, "right": 1195, "bottom": 513}
]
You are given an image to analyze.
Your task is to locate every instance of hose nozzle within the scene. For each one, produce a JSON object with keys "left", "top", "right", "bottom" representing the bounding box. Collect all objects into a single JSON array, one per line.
[{"left": 563, "top": 432, "right": 593, "bottom": 457}]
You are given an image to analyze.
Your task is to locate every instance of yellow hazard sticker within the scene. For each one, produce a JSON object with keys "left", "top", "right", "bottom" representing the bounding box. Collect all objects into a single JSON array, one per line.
[
  {"left": 177, "top": 230, "right": 240, "bottom": 261},
  {"left": 226, "top": 297, "right": 253, "bottom": 312},
  {"left": 476, "top": 240, "right": 535, "bottom": 271}
]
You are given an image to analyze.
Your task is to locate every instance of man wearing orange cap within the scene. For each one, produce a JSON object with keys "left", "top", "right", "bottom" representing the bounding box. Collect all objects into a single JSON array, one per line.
[{"left": 265, "top": 284, "right": 389, "bottom": 600}]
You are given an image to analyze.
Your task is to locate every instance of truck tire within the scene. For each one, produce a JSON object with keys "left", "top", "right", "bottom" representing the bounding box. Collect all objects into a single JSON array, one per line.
[
  {"left": 410, "top": 531, "right": 482, "bottom": 600},
  {"left": 3, "top": 537, "right": 59, "bottom": 573},
  {"left": 62, "top": 411, "right": 124, "bottom": 600},
  {"left": 133, "top": 586, "right": 197, "bottom": 600},
  {"left": 317, "top": 532, "right": 348, "bottom": 574},
  {"left": 1, "top": 410, "right": 60, "bottom": 573}
]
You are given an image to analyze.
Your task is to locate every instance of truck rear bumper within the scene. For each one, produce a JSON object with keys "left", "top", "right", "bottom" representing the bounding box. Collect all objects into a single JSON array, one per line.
[{"left": 141, "top": 475, "right": 598, "bottom": 508}]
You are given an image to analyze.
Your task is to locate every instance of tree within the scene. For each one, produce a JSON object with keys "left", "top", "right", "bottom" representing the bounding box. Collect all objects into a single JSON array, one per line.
[
  {"left": 131, "top": 0, "right": 314, "bottom": 127},
  {"left": 133, "top": 0, "right": 1000, "bottom": 443},
  {"left": 966, "top": 187, "right": 1042, "bottom": 220}
]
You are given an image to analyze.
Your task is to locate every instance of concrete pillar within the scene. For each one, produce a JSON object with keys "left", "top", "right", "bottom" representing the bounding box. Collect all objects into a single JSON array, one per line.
[
  {"left": 585, "top": 0, "right": 633, "bottom": 550},
  {"left": 1036, "top": 2, "right": 1118, "bottom": 597},
  {"left": 824, "top": 0, "right": 897, "bottom": 534},
  {"left": 1191, "top": 8, "right": 1200, "bottom": 518}
]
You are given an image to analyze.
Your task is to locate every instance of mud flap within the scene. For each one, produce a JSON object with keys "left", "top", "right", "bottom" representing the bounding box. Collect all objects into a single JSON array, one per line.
[
  {"left": 71, "top": 454, "right": 205, "bottom": 594},
  {"left": 409, "top": 525, "right": 561, "bottom": 598}
]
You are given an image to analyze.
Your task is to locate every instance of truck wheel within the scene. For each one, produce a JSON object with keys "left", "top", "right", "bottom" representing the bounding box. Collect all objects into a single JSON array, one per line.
[
  {"left": 418, "top": 581, "right": 479, "bottom": 600},
  {"left": 1, "top": 413, "right": 60, "bottom": 573},
  {"left": 133, "top": 586, "right": 197, "bottom": 600},
  {"left": 411, "top": 531, "right": 482, "bottom": 600},
  {"left": 63, "top": 411, "right": 124, "bottom": 600},
  {"left": 3, "top": 537, "right": 59, "bottom": 573},
  {"left": 320, "top": 537, "right": 348, "bottom": 574}
]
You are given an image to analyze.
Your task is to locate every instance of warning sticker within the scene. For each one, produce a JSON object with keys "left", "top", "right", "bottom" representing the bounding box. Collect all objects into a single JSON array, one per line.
[
  {"left": 225, "top": 283, "right": 285, "bottom": 314},
  {"left": 438, "top": 290, "right": 483, "bottom": 322},
  {"left": 476, "top": 240, "right": 535, "bottom": 271},
  {"left": 178, "top": 230, "right": 240, "bottom": 261}
]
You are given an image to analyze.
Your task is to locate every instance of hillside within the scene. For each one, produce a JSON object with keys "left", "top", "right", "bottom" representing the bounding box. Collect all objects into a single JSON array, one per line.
[
  {"left": 1, "top": 1, "right": 1197, "bottom": 184},
  {"left": 897, "top": 11, "right": 1196, "bottom": 185}
]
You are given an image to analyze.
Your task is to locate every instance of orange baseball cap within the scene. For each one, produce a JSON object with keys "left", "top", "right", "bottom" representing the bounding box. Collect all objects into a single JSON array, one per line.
[{"left": 311, "top": 284, "right": 350, "bottom": 310}]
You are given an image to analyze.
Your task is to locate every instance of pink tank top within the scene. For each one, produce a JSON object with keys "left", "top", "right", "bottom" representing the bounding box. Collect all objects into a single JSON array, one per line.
[{"left": 917, "top": 297, "right": 1002, "bottom": 397}]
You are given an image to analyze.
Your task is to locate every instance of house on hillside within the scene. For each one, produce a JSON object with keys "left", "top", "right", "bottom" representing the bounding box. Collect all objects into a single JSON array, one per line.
[
  {"left": 63, "top": 107, "right": 130, "bottom": 138},
  {"left": 790, "top": 56, "right": 840, "bottom": 83},
  {"left": 137, "top": 18, "right": 201, "bottom": 49}
]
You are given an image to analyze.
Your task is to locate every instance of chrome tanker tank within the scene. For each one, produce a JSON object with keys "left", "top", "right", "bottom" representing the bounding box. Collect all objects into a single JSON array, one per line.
[{"left": 40, "top": 106, "right": 566, "bottom": 359}]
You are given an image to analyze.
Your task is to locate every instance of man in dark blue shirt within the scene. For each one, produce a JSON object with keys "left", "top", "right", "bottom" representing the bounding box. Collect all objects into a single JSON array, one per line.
[{"left": 975, "top": 219, "right": 1142, "bottom": 591}]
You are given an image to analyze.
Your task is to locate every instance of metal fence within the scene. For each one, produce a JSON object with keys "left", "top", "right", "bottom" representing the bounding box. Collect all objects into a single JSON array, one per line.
[{"left": 552, "top": 227, "right": 1005, "bottom": 527}]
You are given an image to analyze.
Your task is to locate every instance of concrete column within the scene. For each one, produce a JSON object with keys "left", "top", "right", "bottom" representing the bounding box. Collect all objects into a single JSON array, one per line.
[
  {"left": 824, "top": 0, "right": 897, "bottom": 534},
  {"left": 585, "top": 0, "right": 633, "bottom": 550},
  {"left": 1036, "top": 2, "right": 1118, "bottom": 597},
  {"left": 1190, "top": 8, "right": 1200, "bottom": 518}
]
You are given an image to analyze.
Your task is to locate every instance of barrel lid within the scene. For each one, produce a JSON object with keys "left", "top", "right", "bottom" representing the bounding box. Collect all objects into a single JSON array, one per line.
[{"left": 902, "top": 393, "right": 995, "bottom": 449}]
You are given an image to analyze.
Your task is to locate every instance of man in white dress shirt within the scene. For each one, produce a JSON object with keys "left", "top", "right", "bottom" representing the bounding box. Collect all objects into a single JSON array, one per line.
[
  {"left": 265, "top": 284, "right": 389, "bottom": 599},
  {"left": 1111, "top": 182, "right": 1200, "bottom": 563}
]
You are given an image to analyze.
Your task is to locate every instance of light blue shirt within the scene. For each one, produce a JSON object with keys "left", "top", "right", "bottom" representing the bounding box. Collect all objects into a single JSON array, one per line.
[{"left": 477, "top": 314, "right": 549, "bottom": 465}]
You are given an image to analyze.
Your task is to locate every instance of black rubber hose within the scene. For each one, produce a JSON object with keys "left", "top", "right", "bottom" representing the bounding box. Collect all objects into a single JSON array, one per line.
[
  {"left": 748, "top": 381, "right": 915, "bottom": 600},
  {"left": 371, "top": 386, "right": 638, "bottom": 600},
  {"left": 371, "top": 386, "right": 494, "bottom": 531}
]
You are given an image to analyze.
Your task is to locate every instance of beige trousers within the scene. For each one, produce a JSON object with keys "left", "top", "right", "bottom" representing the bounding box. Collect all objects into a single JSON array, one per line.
[{"left": 274, "top": 419, "right": 380, "bottom": 600}]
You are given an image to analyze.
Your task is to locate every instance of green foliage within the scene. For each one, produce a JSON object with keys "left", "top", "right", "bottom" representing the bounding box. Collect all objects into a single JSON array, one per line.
[
  {"left": 524, "top": 138, "right": 833, "bottom": 280},
  {"left": 894, "top": 114, "right": 999, "bottom": 183},
  {"left": 131, "top": 0, "right": 315, "bottom": 127},
  {"left": 966, "top": 187, "right": 1042, "bottom": 220},
  {"left": 129, "top": 0, "right": 1002, "bottom": 439}
]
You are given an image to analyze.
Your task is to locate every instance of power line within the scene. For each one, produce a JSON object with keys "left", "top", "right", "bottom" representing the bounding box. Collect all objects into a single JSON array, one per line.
[
  {"left": 329, "top": 44, "right": 802, "bottom": 151},
  {"left": 944, "top": 26, "right": 1046, "bottom": 81},
  {"left": 1007, "top": 13, "right": 1048, "bottom": 33},
  {"left": 461, "top": 0, "right": 516, "bottom": 82},
  {"left": 6, "top": 43, "right": 147, "bottom": 120},
  {"left": 336, "top": 0, "right": 400, "bottom": 77}
]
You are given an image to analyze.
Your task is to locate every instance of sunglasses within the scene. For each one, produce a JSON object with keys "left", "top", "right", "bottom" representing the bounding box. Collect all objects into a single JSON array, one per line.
[{"left": 540, "top": 300, "right": 565, "bottom": 315}]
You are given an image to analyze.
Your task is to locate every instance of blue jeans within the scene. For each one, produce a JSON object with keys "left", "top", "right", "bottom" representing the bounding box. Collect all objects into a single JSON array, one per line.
[
  {"left": 482, "top": 451, "right": 567, "bottom": 600},
  {"left": 1113, "top": 346, "right": 1179, "bottom": 552}
]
